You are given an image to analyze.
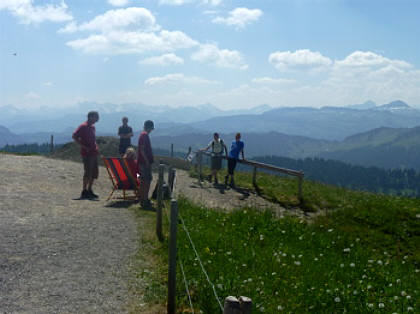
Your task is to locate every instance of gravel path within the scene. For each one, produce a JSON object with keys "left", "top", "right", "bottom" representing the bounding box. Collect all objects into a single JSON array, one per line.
[{"left": 0, "top": 154, "right": 139, "bottom": 313}]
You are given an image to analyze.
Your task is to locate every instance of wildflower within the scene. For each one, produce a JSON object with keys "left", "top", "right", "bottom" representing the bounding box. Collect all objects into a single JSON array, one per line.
[
  {"left": 340, "top": 264, "right": 344, "bottom": 268},
  {"left": 248, "top": 278, "right": 252, "bottom": 282},
  {"left": 393, "top": 296, "right": 399, "bottom": 300},
  {"left": 259, "top": 306, "right": 265, "bottom": 312},
  {"left": 353, "top": 290, "right": 358, "bottom": 295},
  {"left": 406, "top": 295, "right": 411, "bottom": 300},
  {"left": 277, "top": 305, "right": 283, "bottom": 311},
  {"left": 350, "top": 263, "right": 355, "bottom": 267},
  {"left": 326, "top": 289, "right": 331, "bottom": 293},
  {"left": 294, "top": 261, "right": 301, "bottom": 266},
  {"left": 407, "top": 306, "right": 414, "bottom": 312},
  {"left": 334, "top": 297, "right": 341, "bottom": 302},
  {"left": 415, "top": 269, "right": 419, "bottom": 273},
  {"left": 343, "top": 248, "right": 350, "bottom": 253},
  {"left": 226, "top": 251, "right": 231, "bottom": 255},
  {"left": 314, "top": 258, "right": 318, "bottom": 261},
  {"left": 259, "top": 234, "right": 264, "bottom": 240},
  {"left": 299, "top": 236, "right": 303, "bottom": 240},
  {"left": 389, "top": 283, "right": 393, "bottom": 287},
  {"left": 378, "top": 303, "right": 385, "bottom": 308},
  {"left": 356, "top": 238, "right": 360, "bottom": 241},
  {"left": 396, "top": 279, "right": 401, "bottom": 284},
  {"left": 368, "top": 260, "right": 374, "bottom": 264},
  {"left": 401, "top": 291, "right": 407, "bottom": 297},
  {"left": 367, "top": 285, "right": 372, "bottom": 290},
  {"left": 367, "top": 303, "right": 374, "bottom": 308},
  {"left": 377, "top": 260, "right": 383, "bottom": 265},
  {"left": 328, "top": 229, "right": 333, "bottom": 232}
]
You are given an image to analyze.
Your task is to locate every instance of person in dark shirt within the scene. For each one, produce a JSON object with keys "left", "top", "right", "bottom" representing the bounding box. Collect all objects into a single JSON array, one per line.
[
  {"left": 137, "top": 120, "right": 154, "bottom": 209},
  {"left": 72, "top": 111, "right": 100, "bottom": 199},
  {"left": 118, "top": 117, "right": 133, "bottom": 155},
  {"left": 225, "top": 133, "right": 245, "bottom": 188}
]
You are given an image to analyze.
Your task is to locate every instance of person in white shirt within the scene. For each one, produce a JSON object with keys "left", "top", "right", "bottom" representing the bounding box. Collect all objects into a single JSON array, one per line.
[{"left": 200, "top": 132, "right": 228, "bottom": 184}]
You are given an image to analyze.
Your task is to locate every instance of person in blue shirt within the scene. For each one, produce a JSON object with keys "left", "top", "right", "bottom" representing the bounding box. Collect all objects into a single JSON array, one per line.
[{"left": 225, "top": 133, "right": 245, "bottom": 187}]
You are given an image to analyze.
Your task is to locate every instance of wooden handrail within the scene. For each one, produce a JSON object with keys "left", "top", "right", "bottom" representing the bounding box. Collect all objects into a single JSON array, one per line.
[{"left": 197, "top": 151, "right": 304, "bottom": 178}]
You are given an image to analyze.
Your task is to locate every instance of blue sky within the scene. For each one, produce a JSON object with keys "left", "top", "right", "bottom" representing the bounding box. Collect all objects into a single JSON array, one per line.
[{"left": 1, "top": 0, "right": 420, "bottom": 110}]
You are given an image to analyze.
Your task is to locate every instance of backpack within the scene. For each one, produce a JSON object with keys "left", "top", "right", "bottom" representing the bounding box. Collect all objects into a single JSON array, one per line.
[{"left": 211, "top": 139, "right": 224, "bottom": 154}]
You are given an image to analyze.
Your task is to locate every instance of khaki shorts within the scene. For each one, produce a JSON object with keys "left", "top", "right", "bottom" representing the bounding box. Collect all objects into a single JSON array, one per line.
[
  {"left": 139, "top": 164, "right": 153, "bottom": 183},
  {"left": 83, "top": 155, "right": 99, "bottom": 180}
]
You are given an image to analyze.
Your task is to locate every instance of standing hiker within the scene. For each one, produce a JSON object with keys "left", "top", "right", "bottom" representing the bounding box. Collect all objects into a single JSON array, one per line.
[
  {"left": 225, "top": 133, "right": 245, "bottom": 188},
  {"left": 118, "top": 117, "right": 133, "bottom": 156},
  {"left": 137, "top": 120, "right": 154, "bottom": 209},
  {"left": 72, "top": 111, "right": 100, "bottom": 199},
  {"left": 201, "top": 132, "right": 228, "bottom": 184}
]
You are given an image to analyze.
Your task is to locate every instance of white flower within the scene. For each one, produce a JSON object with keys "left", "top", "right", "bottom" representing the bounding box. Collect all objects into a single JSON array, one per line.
[
  {"left": 407, "top": 306, "right": 414, "bottom": 311},
  {"left": 377, "top": 260, "right": 383, "bottom": 265},
  {"left": 396, "top": 279, "right": 401, "bottom": 284},
  {"left": 378, "top": 303, "right": 385, "bottom": 308},
  {"left": 356, "top": 238, "right": 360, "bottom": 242},
  {"left": 406, "top": 295, "right": 411, "bottom": 300},
  {"left": 227, "top": 251, "right": 231, "bottom": 255},
  {"left": 401, "top": 291, "right": 407, "bottom": 297},
  {"left": 259, "top": 234, "right": 264, "bottom": 240},
  {"left": 367, "top": 303, "right": 374, "bottom": 308},
  {"left": 314, "top": 258, "right": 318, "bottom": 261},
  {"left": 353, "top": 290, "right": 358, "bottom": 295},
  {"left": 343, "top": 248, "right": 350, "bottom": 253},
  {"left": 340, "top": 264, "right": 344, "bottom": 268},
  {"left": 334, "top": 297, "right": 341, "bottom": 302},
  {"left": 368, "top": 260, "right": 374, "bottom": 264},
  {"left": 367, "top": 285, "right": 372, "bottom": 289},
  {"left": 277, "top": 305, "right": 283, "bottom": 311},
  {"left": 294, "top": 261, "right": 301, "bottom": 266},
  {"left": 350, "top": 263, "right": 355, "bottom": 267},
  {"left": 394, "top": 296, "right": 399, "bottom": 300},
  {"left": 248, "top": 278, "right": 252, "bottom": 282},
  {"left": 328, "top": 229, "right": 333, "bottom": 232}
]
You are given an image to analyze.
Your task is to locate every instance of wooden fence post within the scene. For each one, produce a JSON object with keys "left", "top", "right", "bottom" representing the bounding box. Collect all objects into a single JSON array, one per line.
[
  {"left": 223, "top": 296, "right": 252, "bottom": 314},
  {"left": 239, "top": 296, "right": 252, "bottom": 314},
  {"left": 298, "top": 171, "right": 303, "bottom": 204},
  {"left": 223, "top": 296, "right": 241, "bottom": 314},
  {"left": 50, "top": 134, "right": 54, "bottom": 153},
  {"left": 252, "top": 166, "right": 260, "bottom": 194},
  {"left": 156, "top": 163, "right": 164, "bottom": 242},
  {"left": 167, "top": 199, "right": 179, "bottom": 314},
  {"left": 197, "top": 151, "right": 203, "bottom": 183},
  {"left": 169, "top": 168, "right": 176, "bottom": 196}
]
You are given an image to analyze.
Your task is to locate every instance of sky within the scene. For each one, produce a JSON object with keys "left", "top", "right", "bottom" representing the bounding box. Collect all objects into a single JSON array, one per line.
[{"left": 1, "top": 0, "right": 420, "bottom": 111}]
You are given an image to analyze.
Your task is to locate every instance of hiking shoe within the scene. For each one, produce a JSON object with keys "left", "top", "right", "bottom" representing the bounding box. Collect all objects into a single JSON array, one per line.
[
  {"left": 80, "top": 189, "right": 89, "bottom": 199},
  {"left": 214, "top": 177, "right": 218, "bottom": 184},
  {"left": 224, "top": 175, "right": 229, "bottom": 186},
  {"left": 88, "top": 189, "right": 99, "bottom": 198}
]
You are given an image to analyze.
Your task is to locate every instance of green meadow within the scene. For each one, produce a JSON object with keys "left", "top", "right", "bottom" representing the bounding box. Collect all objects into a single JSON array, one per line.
[{"left": 167, "top": 170, "right": 419, "bottom": 313}]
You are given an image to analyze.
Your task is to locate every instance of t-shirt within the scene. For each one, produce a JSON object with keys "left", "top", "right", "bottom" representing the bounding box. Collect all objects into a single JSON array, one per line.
[
  {"left": 229, "top": 140, "right": 244, "bottom": 159},
  {"left": 118, "top": 125, "right": 133, "bottom": 147},
  {"left": 209, "top": 138, "right": 224, "bottom": 154},
  {"left": 137, "top": 131, "right": 154, "bottom": 165},
  {"left": 72, "top": 122, "right": 98, "bottom": 157}
]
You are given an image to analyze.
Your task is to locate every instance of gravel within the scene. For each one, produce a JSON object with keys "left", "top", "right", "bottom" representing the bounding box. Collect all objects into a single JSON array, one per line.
[{"left": 0, "top": 154, "right": 138, "bottom": 313}]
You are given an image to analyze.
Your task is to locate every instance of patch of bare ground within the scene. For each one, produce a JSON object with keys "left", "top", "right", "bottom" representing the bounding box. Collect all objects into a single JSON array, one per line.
[{"left": 173, "top": 169, "right": 316, "bottom": 220}]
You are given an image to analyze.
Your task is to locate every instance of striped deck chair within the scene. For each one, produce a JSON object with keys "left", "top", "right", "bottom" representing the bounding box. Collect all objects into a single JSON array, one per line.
[{"left": 102, "top": 157, "right": 140, "bottom": 201}]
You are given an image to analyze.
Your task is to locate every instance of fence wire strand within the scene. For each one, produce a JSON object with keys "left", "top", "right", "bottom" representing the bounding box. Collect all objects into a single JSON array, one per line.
[
  {"left": 163, "top": 164, "right": 223, "bottom": 313},
  {"left": 179, "top": 213, "right": 224, "bottom": 312}
]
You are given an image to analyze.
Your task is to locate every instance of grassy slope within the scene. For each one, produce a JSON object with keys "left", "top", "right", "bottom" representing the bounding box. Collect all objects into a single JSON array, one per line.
[{"left": 177, "top": 169, "right": 419, "bottom": 313}]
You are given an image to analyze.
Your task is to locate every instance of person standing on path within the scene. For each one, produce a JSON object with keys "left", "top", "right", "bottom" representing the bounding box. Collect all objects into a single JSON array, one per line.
[
  {"left": 225, "top": 133, "right": 245, "bottom": 188},
  {"left": 72, "top": 111, "right": 100, "bottom": 199},
  {"left": 118, "top": 117, "right": 133, "bottom": 156},
  {"left": 137, "top": 120, "right": 154, "bottom": 209},
  {"left": 201, "top": 132, "right": 228, "bottom": 184}
]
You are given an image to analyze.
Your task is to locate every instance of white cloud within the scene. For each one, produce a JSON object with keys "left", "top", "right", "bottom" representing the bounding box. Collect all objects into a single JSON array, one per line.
[
  {"left": 145, "top": 73, "right": 218, "bottom": 86},
  {"left": 58, "top": 7, "right": 158, "bottom": 34},
  {"left": 191, "top": 44, "right": 248, "bottom": 69},
  {"left": 212, "top": 7, "right": 263, "bottom": 29},
  {"left": 159, "top": 0, "right": 222, "bottom": 6},
  {"left": 335, "top": 51, "right": 411, "bottom": 69},
  {"left": 108, "top": 0, "right": 129, "bottom": 7},
  {"left": 0, "top": 0, "right": 73, "bottom": 24},
  {"left": 43, "top": 81, "right": 54, "bottom": 86},
  {"left": 60, "top": 8, "right": 199, "bottom": 55},
  {"left": 269, "top": 49, "right": 332, "bottom": 71},
  {"left": 25, "top": 91, "right": 40, "bottom": 99},
  {"left": 140, "top": 53, "right": 184, "bottom": 66},
  {"left": 252, "top": 77, "right": 296, "bottom": 85}
]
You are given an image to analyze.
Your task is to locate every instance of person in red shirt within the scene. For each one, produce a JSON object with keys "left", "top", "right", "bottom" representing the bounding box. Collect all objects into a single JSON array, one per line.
[
  {"left": 137, "top": 120, "right": 154, "bottom": 209},
  {"left": 72, "top": 111, "right": 100, "bottom": 199}
]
